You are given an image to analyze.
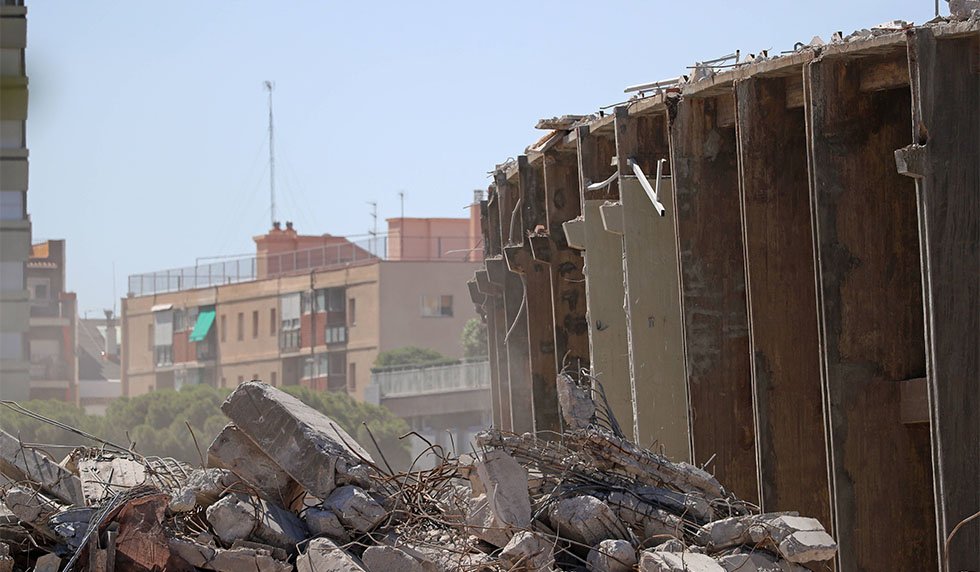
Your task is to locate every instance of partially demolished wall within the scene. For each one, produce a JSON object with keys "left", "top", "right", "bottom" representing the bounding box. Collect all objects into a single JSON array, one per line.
[{"left": 468, "top": 17, "right": 979, "bottom": 572}]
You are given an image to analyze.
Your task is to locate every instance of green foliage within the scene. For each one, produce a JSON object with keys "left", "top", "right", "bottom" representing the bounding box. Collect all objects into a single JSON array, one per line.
[
  {"left": 461, "top": 317, "right": 489, "bottom": 359},
  {"left": 373, "top": 346, "right": 455, "bottom": 368},
  {"left": 0, "top": 384, "right": 411, "bottom": 471}
]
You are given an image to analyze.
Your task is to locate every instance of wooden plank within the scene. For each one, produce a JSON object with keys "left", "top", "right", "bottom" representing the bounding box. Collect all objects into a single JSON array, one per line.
[
  {"left": 575, "top": 125, "right": 632, "bottom": 432},
  {"left": 805, "top": 54, "right": 936, "bottom": 570},
  {"left": 613, "top": 108, "right": 691, "bottom": 460},
  {"left": 904, "top": 27, "right": 980, "bottom": 571},
  {"left": 543, "top": 150, "right": 590, "bottom": 377},
  {"left": 668, "top": 95, "right": 758, "bottom": 501},
  {"left": 734, "top": 75, "right": 832, "bottom": 528}
]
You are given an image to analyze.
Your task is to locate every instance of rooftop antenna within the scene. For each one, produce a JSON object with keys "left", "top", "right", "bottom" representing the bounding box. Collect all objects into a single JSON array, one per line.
[
  {"left": 367, "top": 201, "right": 378, "bottom": 256},
  {"left": 264, "top": 80, "right": 277, "bottom": 228}
]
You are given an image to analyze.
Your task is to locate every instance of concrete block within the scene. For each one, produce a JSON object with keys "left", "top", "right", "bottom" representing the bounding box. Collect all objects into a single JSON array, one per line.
[
  {"left": 33, "top": 553, "right": 61, "bottom": 572},
  {"left": 207, "top": 423, "right": 305, "bottom": 510},
  {"left": 170, "top": 468, "right": 241, "bottom": 513},
  {"left": 500, "top": 531, "right": 555, "bottom": 572},
  {"left": 548, "top": 495, "right": 628, "bottom": 546},
  {"left": 362, "top": 545, "right": 425, "bottom": 572},
  {"left": 717, "top": 552, "right": 808, "bottom": 571},
  {"left": 639, "top": 551, "right": 725, "bottom": 572},
  {"left": 0, "top": 430, "right": 84, "bottom": 505},
  {"left": 322, "top": 486, "right": 386, "bottom": 533},
  {"left": 296, "top": 537, "right": 367, "bottom": 572},
  {"left": 304, "top": 507, "right": 349, "bottom": 542},
  {"left": 587, "top": 539, "right": 637, "bottom": 572},
  {"left": 206, "top": 493, "right": 308, "bottom": 552},
  {"left": 747, "top": 515, "right": 836, "bottom": 563},
  {"left": 78, "top": 456, "right": 147, "bottom": 505},
  {"left": 557, "top": 373, "right": 595, "bottom": 430},
  {"left": 169, "top": 537, "right": 292, "bottom": 572},
  {"left": 472, "top": 449, "right": 531, "bottom": 536},
  {"left": 221, "top": 382, "right": 373, "bottom": 500}
]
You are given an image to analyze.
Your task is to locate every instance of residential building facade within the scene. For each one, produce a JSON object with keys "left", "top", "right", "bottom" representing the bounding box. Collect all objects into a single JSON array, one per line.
[
  {"left": 121, "top": 216, "right": 483, "bottom": 401},
  {"left": 0, "top": 0, "right": 30, "bottom": 400},
  {"left": 77, "top": 311, "right": 122, "bottom": 414},
  {"left": 26, "top": 240, "right": 78, "bottom": 401}
]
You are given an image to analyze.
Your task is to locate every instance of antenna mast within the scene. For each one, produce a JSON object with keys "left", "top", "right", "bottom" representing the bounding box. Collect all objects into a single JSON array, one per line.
[
  {"left": 265, "top": 80, "right": 277, "bottom": 228},
  {"left": 368, "top": 201, "right": 378, "bottom": 256}
]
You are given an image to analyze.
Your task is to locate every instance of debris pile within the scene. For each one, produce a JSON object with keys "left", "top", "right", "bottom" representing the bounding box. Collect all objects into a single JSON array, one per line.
[{"left": 1, "top": 380, "right": 837, "bottom": 570}]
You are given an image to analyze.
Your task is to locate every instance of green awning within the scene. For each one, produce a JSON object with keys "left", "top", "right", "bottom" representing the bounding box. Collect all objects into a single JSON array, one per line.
[{"left": 188, "top": 309, "right": 216, "bottom": 342}]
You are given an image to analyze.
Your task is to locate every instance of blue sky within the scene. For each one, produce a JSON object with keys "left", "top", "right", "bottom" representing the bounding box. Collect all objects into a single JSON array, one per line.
[{"left": 25, "top": 1, "right": 936, "bottom": 313}]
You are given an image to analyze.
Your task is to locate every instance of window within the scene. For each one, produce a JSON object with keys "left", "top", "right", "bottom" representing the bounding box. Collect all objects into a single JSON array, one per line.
[
  {"left": 0, "top": 332, "right": 23, "bottom": 360},
  {"left": 252, "top": 311, "right": 259, "bottom": 339},
  {"left": 279, "top": 293, "right": 301, "bottom": 351},
  {"left": 348, "top": 362, "right": 357, "bottom": 392},
  {"left": 220, "top": 315, "right": 227, "bottom": 342},
  {"left": 155, "top": 346, "right": 173, "bottom": 367},
  {"left": 270, "top": 308, "right": 277, "bottom": 336},
  {"left": 0, "top": 191, "right": 24, "bottom": 221},
  {"left": 302, "top": 354, "right": 329, "bottom": 380},
  {"left": 237, "top": 313, "right": 244, "bottom": 341},
  {"left": 302, "top": 290, "right": 328, "bottom": 314},
  {"left": 0, "top": 261, "right": 24, "bottom": 291},
  {"left": 270, "top": 371, "right": 277, "bottom": 387},
  {"left": 0, "top": 119, "right": 24, "bottom": 150},
  {"left": 328, "top": 288, "right": 345, "bottom": 312},
  {"left": 325, "top": 326, "right": 347, "bottom": 344},
  {"left": 421, "top": 295, "right": 453, "bottom": 317},
  {"left": 173, "top": 309, "right": 184, "bottom": 331},
  {"left": 348, "top": 298, "right": 356, "bottom": 326}
]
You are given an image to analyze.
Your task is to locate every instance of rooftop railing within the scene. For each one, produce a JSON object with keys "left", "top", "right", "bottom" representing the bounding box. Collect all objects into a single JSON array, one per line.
[
  {"left": 370, "top": 359, "right": 490, "bottom": 399},
  {"left": 127, "top": 234, "right": 480, "bottom": 297}
]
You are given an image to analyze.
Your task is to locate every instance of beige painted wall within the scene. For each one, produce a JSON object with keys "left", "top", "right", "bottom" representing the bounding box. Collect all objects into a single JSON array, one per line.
[{"left": 377, "top": 261, "right": 482, "bottom": 359}]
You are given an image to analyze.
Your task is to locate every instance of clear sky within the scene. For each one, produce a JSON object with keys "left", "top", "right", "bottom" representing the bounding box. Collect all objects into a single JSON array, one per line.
[{"left": 25, "top": 0, "right": 936, "bottom": 314}]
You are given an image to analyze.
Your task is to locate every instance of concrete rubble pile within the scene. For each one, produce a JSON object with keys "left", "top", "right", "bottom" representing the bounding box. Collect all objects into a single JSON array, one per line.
[{"left": 1, "top": 380, "right": 837, "bottom": 571}]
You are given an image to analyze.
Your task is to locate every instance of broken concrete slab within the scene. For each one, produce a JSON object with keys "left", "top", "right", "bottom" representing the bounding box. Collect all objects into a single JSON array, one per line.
[
  {"left": 605, "top": 491, "right": 684, "bottom": 547},
  {"left": 170, "top": 468, "right": 241, "bottom": 513},
  {"left": 547, "top": 495, "right": 628, "bottom": 547},
  {"left": 587, "top": 539, "right": 637, "bottom": 572},
  {"left": 467, "top": 448, "right": 531, "bottom": 547},
  {"left": 169, "top": 537, "right": 292, "bottom": 572},
  {"left": 206, "top": 493, "right": 308, "bottom": 552},
  {"left": 208, "top": 423, "right": 306, "bottom": 510},
  {"left": 465, "top": 492, "right": 510, "bottom": 548},
  {"left": 113, "top": 492, "right": 172, "bottom": 572},
  {"left": 557, "top": 373, "right": 595, "bottom": 430},
  {"left": 717, "top": 552, "right": 808, "bottom": 572},
  {"left": 0, "top": 430, "right": 84, "bottom": 506},
  {"left": 500, "top": 531, "right": 555, "bottom": 572},
  {"left": 362, "top": 545, "right": 426, "bottom": 572},
  {"left": 746, "top": 516, "right": 836, "bottom": 563},
  {"left": 322, "top": 485, "right": 386, "bottom": 533},
  {"left": 78, "top": 455, "right": 147, "bottom": 505},
  {"left": 33, "top": 553, "right": 61, "bottom": 572},
  {"left": 2, "top": 487, "right": 60, "bottom": 531},
  {"left": 220, "top": 383, "right": 373, "bottom": 500},
  {"left": 639, "top": 550, "right": 725, "bottom": 572},
  {"left": 304, "top": 507, "right": 349, "bottom": 542},
  {"left": 693, "top": 515, "right": 752, "bottom": 552},
  {"left": 296, "top": 538, "right": 367, "bottom": 572}
]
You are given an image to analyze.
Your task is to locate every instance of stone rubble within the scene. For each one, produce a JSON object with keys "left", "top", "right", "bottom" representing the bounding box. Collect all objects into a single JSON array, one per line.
[{"left": 0, "top": 380, "right": 837, "bottom": 570}]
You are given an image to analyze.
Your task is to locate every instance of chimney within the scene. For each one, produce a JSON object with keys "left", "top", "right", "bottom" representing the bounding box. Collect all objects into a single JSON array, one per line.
[
  {"left": 285, "top": 221, "right": 293, "bottom": 231},
  {"left": 273, "top": 221, "right": 281, "bottom": 231},
  {"left": 103, "top": 309, "right": 118, "bottom": 358}
]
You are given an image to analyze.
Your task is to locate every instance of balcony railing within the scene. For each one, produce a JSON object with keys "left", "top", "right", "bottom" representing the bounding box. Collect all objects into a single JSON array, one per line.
[
  {"left": 127, "top": 234, "right": 481, "bottom": 297},
  {"left": 29, "top": 300, "right": 72, "bottom": 319},
  {"left": 371, "top": 359, "right": 490, "bottom": 399}
]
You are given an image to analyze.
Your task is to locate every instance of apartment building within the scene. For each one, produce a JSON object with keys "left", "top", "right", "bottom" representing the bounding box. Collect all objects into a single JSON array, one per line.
[
  {"left": 0, "top": 0, "right": 30, "bottom": 400},
  {"left": 122, "top": 215, "right": 483, "bottom": 401},
  {"left": 27, "top": 240, "right": 78, "bottom": 401}
]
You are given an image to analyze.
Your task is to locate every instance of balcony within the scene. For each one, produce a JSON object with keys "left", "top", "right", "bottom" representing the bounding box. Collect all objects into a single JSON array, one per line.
[
  {"left": 29, "top": 300, "right": 72, "bottom": 322},
  {"left": 370, "top": 359, "right": 490, "bottom": 398},
  {"left": 29, "top": 357, "right": 70, "bottom": 381}
]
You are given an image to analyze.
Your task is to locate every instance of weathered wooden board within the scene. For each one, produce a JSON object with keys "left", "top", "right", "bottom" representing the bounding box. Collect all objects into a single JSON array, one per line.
[
  {"left": 805, "top": 54, "right": 936, "bottom": 570},
  {"left": 669, "top": 95, "right": 758, "bottom": 502},
  {"left": 734, "top": 75, "right": 831, "bottom": 527},
  {"left": 904, "top": 27, "right": 980, "bottom": 572},
  {"left": 613, "top": 108, "right": 691, "bottom": 460}
]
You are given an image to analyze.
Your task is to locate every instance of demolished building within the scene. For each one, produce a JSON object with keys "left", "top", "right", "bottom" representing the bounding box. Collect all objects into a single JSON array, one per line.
[{"left": 467, "top": 16, "right": 978, "bottom": 572}]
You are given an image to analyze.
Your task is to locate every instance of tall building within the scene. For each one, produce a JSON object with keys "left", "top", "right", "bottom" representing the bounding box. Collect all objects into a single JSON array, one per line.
[
  {"left": 0, "top": 0, "right": 30, "bottom": 400},
  {"left": 121, "top": 214, "right": 483, "bottom": 401}
]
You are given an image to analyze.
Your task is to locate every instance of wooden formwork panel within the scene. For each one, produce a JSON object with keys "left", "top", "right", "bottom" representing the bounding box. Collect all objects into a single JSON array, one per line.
[
  {"left": 805, "top": 53, "right": 936, "bottom": 570},
  {"left": 904, "top": 27, "right": 980, "bottom": 571},
  {"left": 614, "top": 109, "right": 691, "bottom": 460},
  {"left": 669, "top": 95, "right": 758, "bottom": 502},
  {"left": 734, "top": 74, "right": 832, "bottom": 528}
]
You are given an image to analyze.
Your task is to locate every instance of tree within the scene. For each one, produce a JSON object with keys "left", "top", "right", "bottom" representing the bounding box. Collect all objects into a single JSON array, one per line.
[
  {"left": 0, "top": 384, "right": 411, "bottom": 471},
  {"left": 373, "top": 346, "right": 455, "bottom": 368},
  {"left": 461, "top": 317, "right": 488, "bottom": 359}
]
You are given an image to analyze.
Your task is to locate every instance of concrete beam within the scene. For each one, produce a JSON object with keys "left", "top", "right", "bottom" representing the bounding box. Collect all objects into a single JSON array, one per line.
[
  {"left": 904, "top": 27, "right": 980, "bottom": 572},
  {"left": 613, "top": 108, "right": 690, "bottom": 460},
  {"left": 805, "top": 53, "right": 936, "bottom": 570},
  {"left": 668, "top": 95, "right": 758, "bottom": 501},
  {"left": 734, "top": 75, "right": 831, "bottom": 527}
]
